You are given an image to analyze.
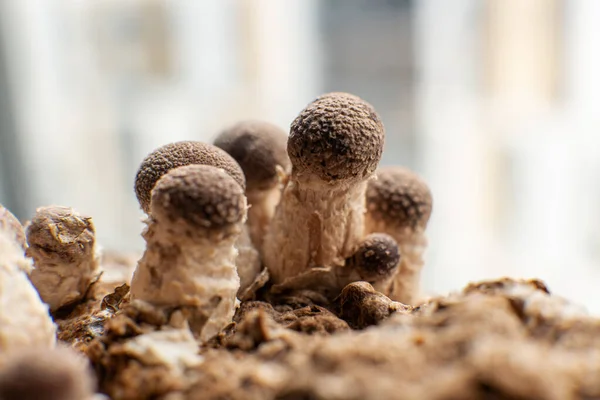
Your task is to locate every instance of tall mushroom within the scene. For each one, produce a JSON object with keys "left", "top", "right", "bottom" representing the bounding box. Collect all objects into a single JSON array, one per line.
[
  {"left": 214, "top": 120, "right": 291, "bottom": 252},
  {"left": 130, "top": 164, "right": 246, "bottom": 342},
  {"left": 365, "top": 166, "right": 433, "bottom": 304},
  {"left": 264, "top": 92, "right": 385, "bottom": 284},
  {"left": 25, "top": 206, "right": 100, "bottom": 312},
  {"left": 134, "top": 141, "right": 260, "bottom": 294},
  {"left": 0, "top": 230, "right": 56, "bottom": 352}
]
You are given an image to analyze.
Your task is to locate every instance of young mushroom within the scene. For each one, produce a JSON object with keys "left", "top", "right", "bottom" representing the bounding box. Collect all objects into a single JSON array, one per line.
[
  {"left": 0, "top": 230, "right": 56, "bottom": 353},
  {"left": 364, "top": 166, "right": 433, "bottom": 305},
  {"left": 264, "top": 92, "right": 385, "bottom": 285},
  {"left": 344, "top": 233, "right": 401, "bottom": 294},
  {"left": 130, "top": 164, "right": 246, "bottom": 342},
  {"left": 134, "top": 141, "right": 260, "bottom": 295},
  {"left": 0, "top": 204, "right": 26, "bottom": 252},
  {"left": 25, "top": 206, "right": 100, "bottom": 312},
  {"left": 0, "top": 346, "right": 96, "bottom": 400},
  {"left": 213, "top": 120, "right": 291, "bottom": 251}
]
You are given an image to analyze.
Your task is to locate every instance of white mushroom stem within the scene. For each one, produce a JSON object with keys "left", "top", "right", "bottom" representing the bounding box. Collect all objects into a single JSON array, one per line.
[
  {"left": 246, "top": 187, "right": 282, "bottom": 252},
  {"left": 130, "top": 221, "right": 240, "bottom": 342},
  {"left": 365, "top": 220, "right": 427, "bottom": 305},
  {"left": 235, "top": 225, "right": 262, "bottom": 295},
  {"left": 264, "top": 179, "right": 367, "bottom": 284},
  {"left": 0, "top": 231, "right": 56, "bottom": 355},
  {"left": 28, "top": 249, "right": 101, "bottom": 312}
]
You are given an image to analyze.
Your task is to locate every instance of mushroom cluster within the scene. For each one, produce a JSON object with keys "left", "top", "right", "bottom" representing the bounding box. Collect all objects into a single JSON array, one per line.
[{"left": 0, "top": 92, "right": 443, "bottom": 400}]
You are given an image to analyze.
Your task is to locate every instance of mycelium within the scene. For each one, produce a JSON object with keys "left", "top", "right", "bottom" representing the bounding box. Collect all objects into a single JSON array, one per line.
[
  {"left": 264, "top": 92, "right": 385, "bottom": 285},
  {"left": 130, "top": 164, "right": 246, "bottom": 342},
  {"left": 365, "top": 166, "right": 433, "bottom": 305}
]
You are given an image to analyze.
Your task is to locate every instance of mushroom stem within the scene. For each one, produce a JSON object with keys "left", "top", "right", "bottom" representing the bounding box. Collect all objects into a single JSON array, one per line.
[
  {"left": 246, "top": 184, "right": 283, "bottom": 252},
  {"left": 236, "top": 224, "right": 262, "bottom": 294},
  {"left": 131, "top": 222, "right": 240, "bottom": 341},
  {"left": 265, "top": 179, "right": 367, "bottom": 284}
]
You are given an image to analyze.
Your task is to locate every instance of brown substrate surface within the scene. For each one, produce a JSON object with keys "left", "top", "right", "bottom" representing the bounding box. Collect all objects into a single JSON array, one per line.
[{"left": 56, "top": 258, "right": 600, "bottom": 400}]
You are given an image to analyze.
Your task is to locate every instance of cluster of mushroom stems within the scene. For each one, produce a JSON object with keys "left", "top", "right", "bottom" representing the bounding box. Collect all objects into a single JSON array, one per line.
[{"left": 0, "top": 92, "right": 432, "bottom": 399}]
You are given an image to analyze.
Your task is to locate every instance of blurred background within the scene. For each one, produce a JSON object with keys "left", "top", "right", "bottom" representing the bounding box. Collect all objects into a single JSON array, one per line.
[{"left": 1, "top": 0, "right": 600, "bottom": 311}]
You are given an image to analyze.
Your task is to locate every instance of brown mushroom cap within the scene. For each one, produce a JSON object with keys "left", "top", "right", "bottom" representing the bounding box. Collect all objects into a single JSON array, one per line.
[
  {"left": 135, "top": 141, "right": 246, "bottom": 213},
  {"left": 214, "top": 120, "right": 291, "bottom": 192},
  {"left": 0, "top": 204, "right": 26, "bottom": 250},
  {"left": 25, "top": 206, "right": 95, "bottom": 263},
  {"left": 150, "top": 164, "right": 246, "bottom": 236},
  {"left": 288, "top": 92, "right": 385, "bottom": 183},
  {"left": 0, "top": 347, "right": 95, "bottom": 400},
  {"left": 346, "top": 233, "right": 400, "bottom": 280},
  {"left": 366, "top": 166, "right": 433, "bottom": 231}
]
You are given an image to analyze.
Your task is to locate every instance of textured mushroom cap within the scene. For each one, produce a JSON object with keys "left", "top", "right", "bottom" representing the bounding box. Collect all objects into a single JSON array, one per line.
[
  {"left": 366, "top": 166, "right": 433, "bottom": 230},
  {"left": 288, "top": 92, "right": 385, "bottom": 183},
  {"left": 151, "top": 164, "right": 246, "bottom": 235},
  {"left": 214, "top": 120, "right": 291, "bottom": 192},
  {"left": 25, "top": 206, "right": 95, "bottom": 263},
  {"left": 0, "top": 204, "right": 26, "bottom": 250},
  {"left": 346, "top": 233, "right": 400, "bottom": 280},
  {"left": 135, "top": 141, "right": 246, "bottom": 213},
  {"left": 0, "top": 347, "right": 95, "bottom": 400}
]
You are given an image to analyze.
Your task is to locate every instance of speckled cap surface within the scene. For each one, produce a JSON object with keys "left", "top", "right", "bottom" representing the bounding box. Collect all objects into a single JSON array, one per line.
[
  {"left": 150, "top": 164, "right": 246, "bottom": 234},
  {"left": 366, "top": 166, "right": 433, "bottom": 230},
  {"left": 347, "top": 233, "right": 400, "bottom": 280},
  {"left": 135, "top": 141, "right": 246, "bottom": 213},
  {"left": 214, "top": 120, "right": 290, "bottom": 191},
  {"left": 288, "top": 92, "right": 385, "bottom": 183}
]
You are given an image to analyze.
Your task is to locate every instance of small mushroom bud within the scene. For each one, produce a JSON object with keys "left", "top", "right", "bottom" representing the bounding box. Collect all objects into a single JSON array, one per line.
[
  {"left": 25, "top": 206, "right": 100, "bottom": 312},
  {"left": 214, "top": 120, "right": 291, "bottom": 251},
  {"left": 134, "top": 141, "right": 260, "bottom": 295},
  {"left": 130, "top": 164, "right": 246, "bottom": 342},
  {"left": 264, "top": 92, "right": 385, "bottom": 284},
  {"left": 0, "top": 230, "right": 56, "bottom": 352},
  {"left": 334, "top": 281, "right": 410, "bottom": 329},
  {"left": 365, "top": 166, "right": 433, "bottom": 305},
  {"left": 0, "top": 204, "right": 26, "bottom": 252},
  {"left": 345, "top": 233, "right": 400, "bottom": 292},
  {"left": 0, "top": 346, "right": 96, "bottom": 400}
]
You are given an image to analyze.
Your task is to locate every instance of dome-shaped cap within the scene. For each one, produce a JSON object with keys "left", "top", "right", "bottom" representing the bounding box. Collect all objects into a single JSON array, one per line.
[
  {"left": 135, "top": 141, "right": 246, "bottom": 213},
  {"left": 150, "top": 164, "right": 246, "bottom": 235},
  {"left": 288, "top": 92, "right": 385, "bottom": 183},
  {"left": 366, "top": 166, "right": 433, "bottom": 230},
  {"left": 347, "top": 233, "right": 400, "bottom": 280},
  {"left": 214, "top": 120, "right": 290, "bottom": 191}
]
